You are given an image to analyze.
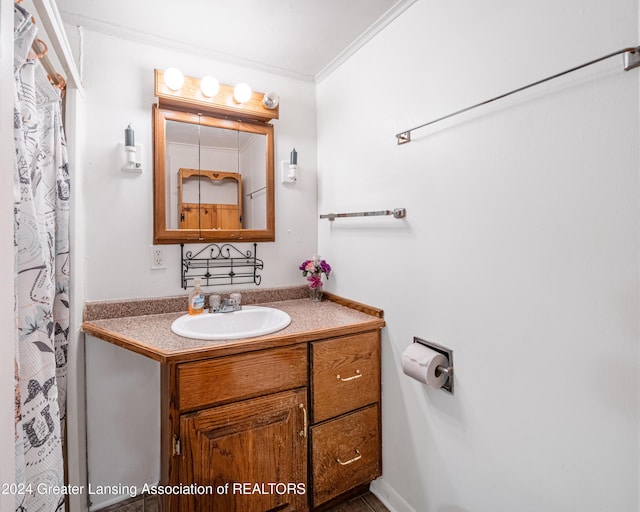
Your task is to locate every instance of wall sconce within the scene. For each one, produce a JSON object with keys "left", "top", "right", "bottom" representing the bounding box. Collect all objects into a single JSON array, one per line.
[
  {"left": 163, "top": 67, "right": 184, "bottom": 91},
  {"left": 233, "top": 82, "right": 252, "bottom": 104},
  {"left": 121, "top": 124, "right": 142, "bottom": 173},
  {"left": 281, "top": 148, "right": 298, "bottom": 184}
]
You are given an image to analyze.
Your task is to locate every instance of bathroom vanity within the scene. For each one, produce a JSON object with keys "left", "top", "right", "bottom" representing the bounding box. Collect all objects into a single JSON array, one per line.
[{"left": 82, "top": 288, "right": 385, "bottom": 511}]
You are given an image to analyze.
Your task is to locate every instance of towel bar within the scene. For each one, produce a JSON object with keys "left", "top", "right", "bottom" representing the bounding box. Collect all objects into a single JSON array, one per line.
[
  {"left": 320, "top": 208, "right": 406, "bottom": 221},
  {"left": 396, "top": 45, "right": 640, "bottom": 144}
]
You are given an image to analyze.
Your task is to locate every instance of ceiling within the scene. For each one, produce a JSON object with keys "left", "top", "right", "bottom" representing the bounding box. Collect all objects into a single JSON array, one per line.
[{"left": 55, "top": 0, "right": 416, "bottom": 82}]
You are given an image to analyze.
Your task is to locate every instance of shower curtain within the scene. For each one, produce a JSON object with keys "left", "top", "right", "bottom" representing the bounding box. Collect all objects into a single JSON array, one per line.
[{"left": 13, "top": 5, "right": 70, "bottom": 511}]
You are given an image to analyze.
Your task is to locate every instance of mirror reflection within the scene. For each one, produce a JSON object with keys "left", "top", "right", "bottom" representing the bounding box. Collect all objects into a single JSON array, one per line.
[
  {"left": 165, "top": 121, "right": 267, "bottom": 230},
  {"left": 153, "top": 107, "right": 275, "bottom": 244}
]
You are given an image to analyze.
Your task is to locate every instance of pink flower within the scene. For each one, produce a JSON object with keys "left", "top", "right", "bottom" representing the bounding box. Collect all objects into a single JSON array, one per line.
[
  {"left": 307, "top": 275, "right": 322, "bottom": 289},
  {"left": 305, "top": 261, "right": 316, "bottom": 272}
]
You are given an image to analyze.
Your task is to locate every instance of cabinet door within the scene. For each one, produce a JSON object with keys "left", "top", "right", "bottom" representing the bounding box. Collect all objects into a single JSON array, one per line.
[
  {"left": 180, "top": 388, "right": 308, "bottom": 512},
  {"left": 179, "top": 203, "right": 200, "bottom": 229},
  {"left": 217, "top": 204, "right": 241, "bottom": 229},
  {"left": 179, "top": 203, "right": 216, "bottom": 229}
]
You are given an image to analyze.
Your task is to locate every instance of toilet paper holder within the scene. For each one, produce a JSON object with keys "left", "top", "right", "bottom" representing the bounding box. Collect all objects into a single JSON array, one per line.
[{"left": 414, "top": 337, "right": 454, "bottom": 394}]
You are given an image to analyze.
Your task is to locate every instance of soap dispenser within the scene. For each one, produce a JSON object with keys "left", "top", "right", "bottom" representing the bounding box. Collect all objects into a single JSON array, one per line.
[{"left": 188, "top": 278, "right": 205, "bottom": 315}]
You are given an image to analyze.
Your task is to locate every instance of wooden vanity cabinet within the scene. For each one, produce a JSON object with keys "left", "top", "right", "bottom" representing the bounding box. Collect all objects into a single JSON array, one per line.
[
  {"left": 161, "top": 344, "right": 308, "bottom": 512},
  {"left": 160, "top": 330, "right": 381, "bottom": 512}
]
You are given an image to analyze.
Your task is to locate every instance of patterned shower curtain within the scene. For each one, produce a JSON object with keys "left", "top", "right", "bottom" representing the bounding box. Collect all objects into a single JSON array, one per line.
[{"left": 13, "top": 4, "right": 70, "bottom": 511}]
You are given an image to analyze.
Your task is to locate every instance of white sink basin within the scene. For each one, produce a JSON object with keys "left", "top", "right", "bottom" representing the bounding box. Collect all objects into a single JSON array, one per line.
[{"left": 171, "top": 305, "right": 291, "bottom": 340}]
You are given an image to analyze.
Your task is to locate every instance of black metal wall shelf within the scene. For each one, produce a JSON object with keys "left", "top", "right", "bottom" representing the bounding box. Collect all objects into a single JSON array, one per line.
[{"left": 181, "top": 243, "right": 263, "bottom": 289}]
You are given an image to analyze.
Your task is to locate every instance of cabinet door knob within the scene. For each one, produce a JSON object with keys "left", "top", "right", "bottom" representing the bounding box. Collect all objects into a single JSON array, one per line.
[
  {"left": 336, "top": 449, "right": 362, "bottom": 466},
  {"left": 336, "top": 369, "right": 362, "bottom": 382},
  {"left": 298, "top": 403, "right": 308, "bottom": 438}
]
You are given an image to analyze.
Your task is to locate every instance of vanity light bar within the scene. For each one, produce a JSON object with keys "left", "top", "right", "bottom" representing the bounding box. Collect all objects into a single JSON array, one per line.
[{"left": 154, "top": 69, "right": 279, "bottom": 123}]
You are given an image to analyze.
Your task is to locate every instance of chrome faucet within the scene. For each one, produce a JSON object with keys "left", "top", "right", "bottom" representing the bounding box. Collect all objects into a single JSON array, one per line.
[{"left": 210, "top": 297, "right": 241, "bottom": 313}]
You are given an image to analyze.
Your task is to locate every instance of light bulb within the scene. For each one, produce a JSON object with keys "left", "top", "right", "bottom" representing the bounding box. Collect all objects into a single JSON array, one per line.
[
  {"left": 233, "top": 82, "right": 252, "bottom": 104},
  {"left": 200, "top": 76, "right": 219, "bottom": 97},
  {"left": 164, "top": 67, "right": 184, "bottom": 91},
  {"left": 262, "top": 91, "right": 279, "bottom": 109}
]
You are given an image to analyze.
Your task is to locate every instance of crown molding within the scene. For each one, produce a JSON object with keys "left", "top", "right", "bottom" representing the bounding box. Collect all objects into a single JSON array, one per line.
[
  {"left": 314, "top": 0, "right": 418, "bottom": 84},
  {"left": 59, "top": 11, "right": 316, "bottom": 83}
]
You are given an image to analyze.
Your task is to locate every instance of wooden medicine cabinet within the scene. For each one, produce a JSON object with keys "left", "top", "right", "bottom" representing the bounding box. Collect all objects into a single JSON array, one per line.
[{"left": 153, "top": 69, "right": 276, "bottom": 244}]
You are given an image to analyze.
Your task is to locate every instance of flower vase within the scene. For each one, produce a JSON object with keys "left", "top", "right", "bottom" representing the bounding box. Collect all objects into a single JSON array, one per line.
[{"left": 309, "top": 283, "right": 323, "bottom": 302}]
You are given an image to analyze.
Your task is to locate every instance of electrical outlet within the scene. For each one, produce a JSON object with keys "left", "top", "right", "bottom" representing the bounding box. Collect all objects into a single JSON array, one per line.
[{"left": 150, "top": 246, "right": 165, "bottom": 270}]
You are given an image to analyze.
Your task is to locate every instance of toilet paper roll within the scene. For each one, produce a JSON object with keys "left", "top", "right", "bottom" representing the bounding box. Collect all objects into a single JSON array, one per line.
[{"left": 402, "top": 343, "right": 449, "bottom": 389}]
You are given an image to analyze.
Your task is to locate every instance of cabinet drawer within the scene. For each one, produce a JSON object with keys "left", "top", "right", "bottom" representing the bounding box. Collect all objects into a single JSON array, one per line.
[
  {"left": 178, "top": 344, "right": 307, "bottom": 411},
  {"left": 311, "top": 331, "right": 380, "bottom": 423},
  {"left": 311, "top": 404, "right": 381, "bottom": 507}
]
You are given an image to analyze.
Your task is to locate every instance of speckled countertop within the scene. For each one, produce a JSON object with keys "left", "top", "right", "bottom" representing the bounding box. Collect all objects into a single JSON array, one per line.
[{"left": 82, "top": 286, "right": 385, "bottom": 364}]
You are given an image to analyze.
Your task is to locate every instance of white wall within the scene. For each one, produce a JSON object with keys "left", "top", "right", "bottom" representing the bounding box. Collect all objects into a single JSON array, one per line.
[
  {"left": 317, "top": 1, "right": 640, "bottom": 511},
  {"left": 85, "top": 337, "right": 160, "bottom": 510},
  {"left": 241, "top": 134, "right": 268, "bottom": 229},
  {"left": 75, "top": 29, "right": 318, "bottom": 508}
]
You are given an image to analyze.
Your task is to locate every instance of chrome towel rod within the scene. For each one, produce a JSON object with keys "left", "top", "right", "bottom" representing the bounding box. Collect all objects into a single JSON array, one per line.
[
  {"left": 246, "top": 186, "right": 266, "bottom": 198},
  {"left": 396, "top": 45, "right": 640, "bottom": 144},
  {"left": 320, "top": 208, "right": 406, "bottom": 221}
]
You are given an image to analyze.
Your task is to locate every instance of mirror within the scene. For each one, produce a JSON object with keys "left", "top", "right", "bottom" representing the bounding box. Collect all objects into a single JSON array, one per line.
[{"left": 153, "top": 106, "right": 275, "bottom": 243}]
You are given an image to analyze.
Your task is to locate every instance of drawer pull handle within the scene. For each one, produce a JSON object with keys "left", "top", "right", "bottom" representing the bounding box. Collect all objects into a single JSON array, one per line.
[
  {"left": 336, "top": 449, "right": 362, "bottom": 466},
  {"left": 337, "top": 370, "right": 362, "bottom": 382},
  {"left": 299, "top": 403, "right": 308, "bottom": 438}
]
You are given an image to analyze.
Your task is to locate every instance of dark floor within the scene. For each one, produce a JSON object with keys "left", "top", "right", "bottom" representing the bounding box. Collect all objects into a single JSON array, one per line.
[
  {"left": 96, "top": 491, "right": 389, "bottom": 512},
  {"left": 326, "top": 492, "right": 389, "bottom": 512}
]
